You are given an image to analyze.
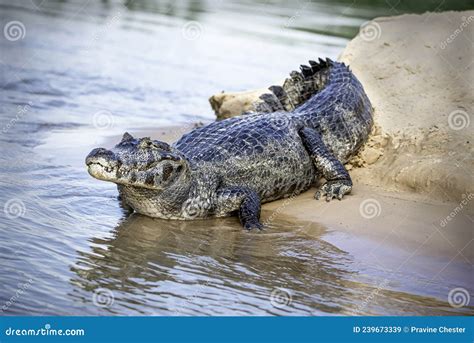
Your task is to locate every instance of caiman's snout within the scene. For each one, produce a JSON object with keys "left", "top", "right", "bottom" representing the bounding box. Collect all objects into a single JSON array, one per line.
[
  {"left": 86, "top": 148, "right": 119, "bottom": 179},
  {"left": 86, "top": 148, "right": 115, "bottom": 164}
]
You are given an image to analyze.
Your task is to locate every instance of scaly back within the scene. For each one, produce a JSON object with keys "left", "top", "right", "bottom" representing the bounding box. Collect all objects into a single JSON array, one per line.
[{"left": 253, "top": 58, "right": 373, "bottom": 162}]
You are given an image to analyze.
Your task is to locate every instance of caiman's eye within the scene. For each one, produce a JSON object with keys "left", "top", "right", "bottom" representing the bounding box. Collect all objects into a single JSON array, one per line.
[
  {"left": 138, "top": 138, "right": 171, "bottom": 151},
  {"left": 146, "top": 161, "right": 160, "bottom": 169},
  {"left": 162, "top": 163, "right": 173, "bottom": 182},
  {"left": 138, "top": 138, "right": 156, "bottom": 149}
]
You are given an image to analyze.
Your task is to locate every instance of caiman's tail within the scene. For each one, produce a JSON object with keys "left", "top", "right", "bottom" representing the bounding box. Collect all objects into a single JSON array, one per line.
[{"left": 254, "top": 58, "right": 341, "bottom": 113}]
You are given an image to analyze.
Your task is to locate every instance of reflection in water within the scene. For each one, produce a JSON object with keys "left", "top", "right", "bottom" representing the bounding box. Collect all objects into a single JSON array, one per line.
[
  {"left": 71, "top": 214, "right": 353, "bottom": 315},
  {"left": 70, "top": 214, "right": 469, "bottom": 316}
]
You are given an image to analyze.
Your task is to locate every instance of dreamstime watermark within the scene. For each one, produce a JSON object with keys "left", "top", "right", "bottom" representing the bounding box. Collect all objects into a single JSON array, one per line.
[
  {"left": 181, "top": 198, "right": 207, "bottom": 219},
  {"left": 283, "top": 0, "right": 311, "bottom": 29},
  {"left": 167, "top": 279, "right": 213, "bottom": 315},
  {"left": 270, "top": 288, "right": 292, "bottom": 309},
  {"left": 448, "top": 110, "right": 470, "bottom": 131},
  {"left": 31, "top": 0, "right": 47, "bottom": 10},
  {"left": 92, "top": 288, "right": 114, "bottom": 308},
  {"left": 92, "top": 110, "right": 115, "bottom": 129},
  {"left": 354, "top": 278, "right": 389, "bottom": 314},
  {"left": 439, "top": 193, "right": 473, "bottom": 228},
  {"left": 448, "top": 287, "right": 470, "bottom": 308},
  {"left": 359, "top": 198, "right": 381, "bottom": 219},
  {"left": 182, "top": 21, "right": 203, "bottom": 41},
  {"left": 166, "top": 120, "right": 204, "bottom": 141},
  {"left": 359, "top": 21, "right": 381, "bottom": 42},
  {"left": 3, "top": 20, "right": 26, "bottom": 41},
  {"left": 268, "top": 113, "right": 292, "bottom": 131},
  {"left": 5, "top": 323, "right": 85, "bottom": 337},
  {"left": 1, "top": 278, "right": 34, "bottom": 313},
  {"left": 439, "top": 15, "right": 474, "bottom": 50},
  {"left": 2, "top": 102, "right": 33, "bottom": 134},
  {"left": 3, "top": 198, "right": 26, "bottom": 219},
  {"left": 84, "top": 11, "right": 122, "bottom": 53},
  {"left": 284, "top": 14, "right": 301, "bottom": 28},
  {"left": 263, "top": 192, "right": 298, "bottom": 226}
]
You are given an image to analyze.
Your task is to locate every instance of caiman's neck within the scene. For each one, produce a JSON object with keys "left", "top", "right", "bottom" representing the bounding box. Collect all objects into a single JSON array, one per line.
[{"left": 117, "top": 174, "right": 194, "bottom": 219}]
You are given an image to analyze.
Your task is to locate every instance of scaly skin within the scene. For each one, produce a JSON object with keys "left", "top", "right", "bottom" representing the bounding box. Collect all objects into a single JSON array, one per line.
[{"left": 86, "top": 58, "right": 373, "bottom": 230}]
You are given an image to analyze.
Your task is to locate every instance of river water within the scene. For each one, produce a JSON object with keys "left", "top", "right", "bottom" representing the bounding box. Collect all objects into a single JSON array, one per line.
[{"left": 0, "top": 0, "right": 472, "bottom": 315}]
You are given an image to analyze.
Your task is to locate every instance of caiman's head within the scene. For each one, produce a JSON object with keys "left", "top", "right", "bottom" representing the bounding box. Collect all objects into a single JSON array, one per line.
[{"left": 86, "top": 132, "right": 188, "bottom": 190}]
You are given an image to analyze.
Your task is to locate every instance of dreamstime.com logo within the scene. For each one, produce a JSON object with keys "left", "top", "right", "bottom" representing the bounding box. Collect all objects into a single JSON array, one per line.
[
  {"left": 2, "top": 102, "right": 32, "bottom": 134},
  {"left": 268, "top": 113, "right": 292, "bottom": 131},
  {"left": 359, "top": 198, "right": 381, "bottom": 219},
  {"left": 181, "top": 198, "right": 206, "bottom": 219},
  {"left": 439, "top": 15, "right": 474, "bottom": 49},
  {"left": 84, "top": 11, "right": 121, "bottom": 53},
  {"left": 282, "top": 0, "right": 311, "bottom": 29},
  {"left": 182, "top": 21, "right": 203, "bottom": 41},
  {"left": 448, "top": 287, "right": 470, "bottom": 308},
  {"left": 439, "top": 193, "right": 473, "bottom": 228},
  {"left": 359, "top": 21, "right": 381, "bottom": 42},
  {"left": 92, "top": 288, "right": 114, "bottom": 308},
  {"left": 1, "top": 278, "right": 34, "bottom": 313},
  {"left": 353, "top": 278, "right": 389, "bottom": 315},
  {"left": 92, "top": 110, "right": 115, "bottom": 130},
  {"left": 270, "top": 288, "right": 292, "bottom": 309},
  {"left": 448, "top": 110, "right": 470, "bottom": 131},
  {"left": 3, "top": 20, "right": 26, "bottom": 41},
  {"left": 4, "top": 324, "right": 85, "bottom": 337},
  {"left": 262, "top": 192, "right": 298, "bottom": 226},
  {"left": 3, "top": 198, "right": 26, "bottom": 219}
]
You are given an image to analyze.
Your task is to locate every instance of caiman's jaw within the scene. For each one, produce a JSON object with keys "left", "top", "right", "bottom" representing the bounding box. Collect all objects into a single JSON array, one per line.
[
  {"left": 85, "top": 132, "right": 190, "bottom": 191},
  {"left": 86, "top": 148, "right": 120, "bottom": 182}
]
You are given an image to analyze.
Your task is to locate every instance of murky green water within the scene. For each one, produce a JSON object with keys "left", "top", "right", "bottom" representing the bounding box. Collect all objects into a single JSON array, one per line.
[{"left": 1, "top": 0, "right": 472, "bottom": 316}]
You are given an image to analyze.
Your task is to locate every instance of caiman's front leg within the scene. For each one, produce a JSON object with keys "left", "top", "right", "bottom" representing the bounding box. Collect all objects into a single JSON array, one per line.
[
  {"left": 299, "top": 127, "right": 352, "bottom": 201},
  {"left": 216, "top": 187, "right": 263, "bottom": 230}
]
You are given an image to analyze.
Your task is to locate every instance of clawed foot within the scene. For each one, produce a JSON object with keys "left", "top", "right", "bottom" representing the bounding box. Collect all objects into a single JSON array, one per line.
[
  {"left": 243, "top": 221, "right": 264, "bottom": 231},
  {"left": 315, "top": 179, "right": 352, "bottom": 201}
]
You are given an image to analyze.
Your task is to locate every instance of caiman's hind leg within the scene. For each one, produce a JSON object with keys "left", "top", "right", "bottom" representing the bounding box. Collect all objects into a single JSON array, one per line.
[
  {"left": 216, "top": 187, "right": 263, "bottom": 230},
  {"left": 299, "top": 127, "right": 352, "bottom": 201}
]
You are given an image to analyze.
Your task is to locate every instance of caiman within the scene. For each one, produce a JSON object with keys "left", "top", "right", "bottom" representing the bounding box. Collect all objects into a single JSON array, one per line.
[{"left": 86, "top": 58, "right": 373, "bottom": 230}]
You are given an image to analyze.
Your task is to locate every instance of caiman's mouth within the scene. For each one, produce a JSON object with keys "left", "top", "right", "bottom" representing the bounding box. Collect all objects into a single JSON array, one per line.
[
  {"left": 86, "top": 160, "right": 116, "bottom": 173},
  {"left": 85, "top": 148, "right": 119, "bottom": 180},
  {"left": 86, "top": 159, "right": 118, "bottom": 181}
]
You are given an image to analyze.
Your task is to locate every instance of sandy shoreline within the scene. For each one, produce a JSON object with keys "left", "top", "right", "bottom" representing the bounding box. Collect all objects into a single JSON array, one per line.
[
  {"left": 102, "top": 125, "right": 473, "bottom": 310},
  {"left": 106, "top": 125, "right": 473, "bottom": 260},
  {"left": 101, "top": 11, "right": 473, "bottom": 308}
]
